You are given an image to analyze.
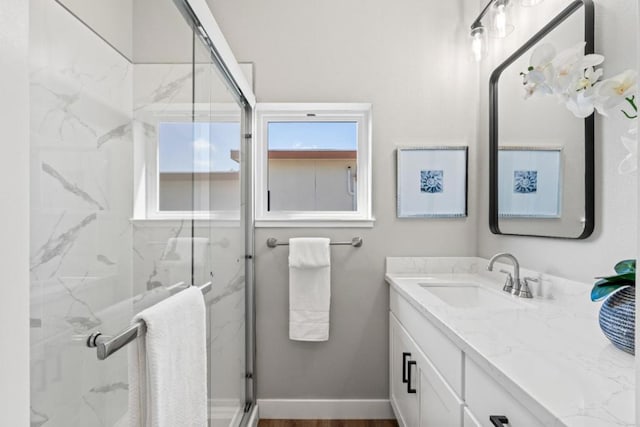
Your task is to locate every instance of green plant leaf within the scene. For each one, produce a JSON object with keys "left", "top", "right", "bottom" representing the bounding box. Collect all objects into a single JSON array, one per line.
[
  {"left": 614, "top": 259, "right": 636, "bottom": 275},
  {"left": 595, "top": 272, "right": 636, "bottom": 284},
  {"left": 591, "top": 284, "right": 630, "bottom": 301}
]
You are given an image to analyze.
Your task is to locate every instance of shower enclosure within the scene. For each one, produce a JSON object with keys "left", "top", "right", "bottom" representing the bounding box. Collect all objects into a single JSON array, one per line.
[{"left": 29, "top": 0, "right": 255, "bottom": 425}]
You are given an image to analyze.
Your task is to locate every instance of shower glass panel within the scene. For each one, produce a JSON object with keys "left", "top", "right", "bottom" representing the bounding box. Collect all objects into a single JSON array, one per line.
[
  {"left": 29, "top": 0, "right": 252, "bottom": 425},
  {"left": 192, "top": 33, "right": 247, "bottom": 426}
]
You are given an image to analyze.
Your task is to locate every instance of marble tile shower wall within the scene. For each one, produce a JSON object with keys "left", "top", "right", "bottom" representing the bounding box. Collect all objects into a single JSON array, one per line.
[{"left": 29, "top": 0, "right": 134, "bottom": 425}]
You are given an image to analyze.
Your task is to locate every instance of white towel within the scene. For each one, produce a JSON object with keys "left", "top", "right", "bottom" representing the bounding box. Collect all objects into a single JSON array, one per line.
[
  {"left": 289, "top": 237, "right": 331, "bottom": 269},
  {"left": 289, "top": 238, "right": 331, "bottom": 341},
  {"left": 128, "top": 287, "right": 207, "bottom": 427}
]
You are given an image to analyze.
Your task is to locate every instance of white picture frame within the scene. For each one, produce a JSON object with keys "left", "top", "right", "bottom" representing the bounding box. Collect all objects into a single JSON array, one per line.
[
  {"left": 498, "top": 147, "right": 562, "bottom": 218},
  {"left": 396, "top": 146, "right": 468, "bottom": 218}
]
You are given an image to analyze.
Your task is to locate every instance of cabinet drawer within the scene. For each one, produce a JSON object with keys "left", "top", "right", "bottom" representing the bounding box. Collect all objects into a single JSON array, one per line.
[
  {"left": 465, "top": 357, "right": 545, "bottom": 427},
  {"left": 390, "top": 288, "right": 463, "bottom": 396}
]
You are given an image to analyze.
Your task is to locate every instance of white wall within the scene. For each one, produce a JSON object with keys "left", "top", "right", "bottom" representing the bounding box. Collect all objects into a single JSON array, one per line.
[
  {"left": 56, "top": 0, "right": 133, "bottom": 59},
  {"left": 208, "top": 0, "right": 479, "bottom": 399},
  {"left": 477, "top": 0, "right": 638, "bottom": 283},
  {"left": 0, "top": 0, "right": 30, "bottom": 424}
]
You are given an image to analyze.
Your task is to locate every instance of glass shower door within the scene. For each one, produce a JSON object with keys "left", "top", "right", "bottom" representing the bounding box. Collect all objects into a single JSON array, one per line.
[
  {"left": 29, "top": 0, "right": 252, "bottom": 425},
  {"left": 192, "top": 35, "right": 247, "bottom": 427}
]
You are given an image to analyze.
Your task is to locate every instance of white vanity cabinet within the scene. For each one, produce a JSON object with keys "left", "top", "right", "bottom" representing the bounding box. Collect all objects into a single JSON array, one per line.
[
  {"left": 390, "top": 287, "right": 546, "bottom": 427},
  {"left": 390, "top": 313, "right": 463, "bottom": 427}
]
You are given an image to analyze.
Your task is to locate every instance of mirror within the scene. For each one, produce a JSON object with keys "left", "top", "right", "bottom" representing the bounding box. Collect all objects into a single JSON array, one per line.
[{"left": 489, "top": 0, "right": 594, "bottom": 239}]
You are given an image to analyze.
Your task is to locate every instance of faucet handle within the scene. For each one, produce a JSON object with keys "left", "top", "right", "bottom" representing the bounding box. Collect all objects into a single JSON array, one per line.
[
  {"left": 499, "top": 269, "right": 514, "bottom": 293},
  {"left": 516, "top": 277, "right": 537, "bottom": 298}
]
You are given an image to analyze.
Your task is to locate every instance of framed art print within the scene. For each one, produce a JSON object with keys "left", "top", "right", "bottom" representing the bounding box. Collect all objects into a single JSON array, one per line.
[
  {"left": 498, "top": 147, "right": 562, "bottom": 218},
  {"left": 396, "top": 146, "right": 468, "bottom": 218}
]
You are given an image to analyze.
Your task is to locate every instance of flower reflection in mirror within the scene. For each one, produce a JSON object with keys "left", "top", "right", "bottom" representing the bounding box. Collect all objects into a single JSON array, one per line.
[{"left": 521, "top": 42, "right": 638, "bottom": 174}]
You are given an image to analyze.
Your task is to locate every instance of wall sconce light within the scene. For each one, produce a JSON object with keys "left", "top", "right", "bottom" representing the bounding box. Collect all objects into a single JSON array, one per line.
[
  {"left": 470, "top": 0, "right": 542, "bottom": 61},
  {"left": 470, "top": 25, "right": 488, "bottom": 62},
  {"left": 491, "top": 0, "right": 514, "bottom": 38}
]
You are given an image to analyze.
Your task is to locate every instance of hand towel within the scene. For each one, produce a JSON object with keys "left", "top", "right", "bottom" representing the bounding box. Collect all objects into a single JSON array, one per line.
[
  {"left": 288, "top": 237, "right": 331, "bottom": 269},
  {"left": 289, "top": 238, "right": 331, "bottom": 341},
  {"left": 128, "top": 286, "right": 207, "bottom": 427}
]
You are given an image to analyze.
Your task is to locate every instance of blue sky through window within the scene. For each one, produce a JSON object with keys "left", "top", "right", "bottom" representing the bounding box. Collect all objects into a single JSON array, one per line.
[
  {"left": 268, "top": 122, "right": 357, "bottom": 151},
  {"left": 158, "top": 121, "right": 240, "bottom": 173}
]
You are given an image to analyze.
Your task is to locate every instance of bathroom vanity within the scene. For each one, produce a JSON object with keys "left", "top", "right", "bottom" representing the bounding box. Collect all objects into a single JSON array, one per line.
[{"left": 386, "top": 257, "right": 634, "bottom": 427}]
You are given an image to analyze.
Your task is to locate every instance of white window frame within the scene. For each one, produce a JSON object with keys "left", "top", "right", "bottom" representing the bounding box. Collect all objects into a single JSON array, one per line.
[
  {"left": 254, "top": 103, "right": 374, "bottom": 227},
  {"left": 134, "top": 103, "right": 242, "bottom": 221}
]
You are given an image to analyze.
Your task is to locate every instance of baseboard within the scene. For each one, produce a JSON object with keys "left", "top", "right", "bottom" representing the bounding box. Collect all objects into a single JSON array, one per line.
[{"left": 256, "top": 399, "right": 395, "bottom": 420}]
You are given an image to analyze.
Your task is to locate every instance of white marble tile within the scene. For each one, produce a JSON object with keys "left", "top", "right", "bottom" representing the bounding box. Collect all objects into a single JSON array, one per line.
[
  {"left": 386, "top": 256, "right": 482, "bottom": 275},
  {"left": 29, "top": 0, "right": 134, "bottom": 424}
]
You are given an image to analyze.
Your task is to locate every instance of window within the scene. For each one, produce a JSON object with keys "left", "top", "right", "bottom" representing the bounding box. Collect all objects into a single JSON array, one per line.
[
  {"left": 255, "top": 103, "right": 373, "bottom": 227},
  {"left": 157, "top": 121, "right": 240, "bottom": 212},
  {"left": 140, "top": 105, "right": 243, "bottom": 220}
]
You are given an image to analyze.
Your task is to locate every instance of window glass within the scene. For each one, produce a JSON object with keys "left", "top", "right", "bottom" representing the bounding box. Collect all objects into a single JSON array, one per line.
[
  {"left": 158, "top": 121, "right": 241, "bottom": 211},
  {"left": 266, "top": 121, "right": 358, "bottom": 211}
]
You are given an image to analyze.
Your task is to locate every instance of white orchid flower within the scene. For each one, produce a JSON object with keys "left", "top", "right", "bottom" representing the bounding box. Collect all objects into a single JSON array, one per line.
[
  {"left": 522, "top": 43, "right": 556, "bottom": 98},
  {"left": 576, "top": 67, "right": 604, "bottom": 92},
  {"left": 560, "top": 67, "right": 603, "bottom": 117},
  {"left": 530, "top": 43, "right": 556, "bottom": 71},
  {"left": 550, "top": 43, "right": 604, "bottom": 96},
  {"left": 565, "top": 91, "right": 596, "bottom": 118},
  {"left": 522, "top": 42, "right": 637, "bottom": 172},
  {"left": 594, "top": 69, "right": 638, "bottom": 116}
]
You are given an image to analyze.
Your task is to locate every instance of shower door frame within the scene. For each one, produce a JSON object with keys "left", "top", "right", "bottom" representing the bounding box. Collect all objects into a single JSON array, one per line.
[{"left": 172, "top": 0, "right": 257, "bottom": 424}]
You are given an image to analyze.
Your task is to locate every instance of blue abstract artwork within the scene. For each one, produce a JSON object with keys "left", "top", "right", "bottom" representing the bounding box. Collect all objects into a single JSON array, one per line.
[
  {"left": 420, "top": 170, "right": 443, "bottom": 193},
  {"left": 514, "top": 170, "right": 537, "bottom": 194}
]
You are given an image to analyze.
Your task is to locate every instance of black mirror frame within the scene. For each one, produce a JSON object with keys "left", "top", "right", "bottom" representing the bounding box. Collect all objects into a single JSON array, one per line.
[{"left": 489, "top": 0, "right": 595, "bottom": 239}]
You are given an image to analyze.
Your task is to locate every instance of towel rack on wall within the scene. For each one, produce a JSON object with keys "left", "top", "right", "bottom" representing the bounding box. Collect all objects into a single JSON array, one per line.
[
  {"left": 266, "top": 237, "right": 363, "bottom": 248},
  {"left": 86, "top": 282, "right": 212, "bottom": 361}
]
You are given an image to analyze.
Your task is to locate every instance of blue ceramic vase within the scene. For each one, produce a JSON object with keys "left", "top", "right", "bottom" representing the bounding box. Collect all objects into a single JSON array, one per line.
[{"left": 599, "top": 286, "right": 635, "bottom": 355}]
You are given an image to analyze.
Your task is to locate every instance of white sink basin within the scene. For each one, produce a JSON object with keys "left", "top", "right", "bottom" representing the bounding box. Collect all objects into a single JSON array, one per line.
[{"left": 418, "top": 283, "right": 524, "bottom": 309}]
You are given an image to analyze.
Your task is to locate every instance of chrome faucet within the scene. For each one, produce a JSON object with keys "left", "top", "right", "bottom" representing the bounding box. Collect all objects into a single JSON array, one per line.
[{"left": 487, "top": 253, "right": 533, "bottom": 298}]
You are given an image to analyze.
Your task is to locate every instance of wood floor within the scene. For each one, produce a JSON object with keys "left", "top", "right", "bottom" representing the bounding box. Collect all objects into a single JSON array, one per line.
[{"left": 258, "top": 421, "right": 398, "bottom": 427}]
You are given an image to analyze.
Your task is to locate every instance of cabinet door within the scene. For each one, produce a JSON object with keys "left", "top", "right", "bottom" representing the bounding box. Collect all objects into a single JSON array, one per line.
[
  {"left": 390, "top": 313, "right": 419, "bottom": 427},
  {"left": 463, "top": 407, "right": 482, "bottom": 427},
  {"left": 418, "top": 350, "right": 463, "bottom": 427}
]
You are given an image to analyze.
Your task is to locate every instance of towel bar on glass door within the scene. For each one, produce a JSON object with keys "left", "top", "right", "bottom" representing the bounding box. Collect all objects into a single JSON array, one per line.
[
  {"left": 86, "top": 282, "right": 212, "bottom": 360},
  {"left": 266, "top": 237, "right": 363, "bottom": 248}
]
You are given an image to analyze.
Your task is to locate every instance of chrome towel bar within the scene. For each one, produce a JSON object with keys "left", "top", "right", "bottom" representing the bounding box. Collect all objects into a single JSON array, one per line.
[
  {"left": 86, "top": 282, "right": 212, "bottom": 360},
  {"left": 266, "top": 237, "right": 363, "bottom": 248}
]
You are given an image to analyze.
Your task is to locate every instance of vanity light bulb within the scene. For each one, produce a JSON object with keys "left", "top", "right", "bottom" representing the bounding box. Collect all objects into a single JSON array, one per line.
[
  {"left": 470, "top": 27, "right": 487, "bottom": 62},
  {"left": 490, "top": 0, "right": 514, "bottom": 39},
  {"left": 472, "top": 35, "right": 483, "bottom": 62},
  {"left": 495, "top": 5, "right": 507, "bottom": 38}
]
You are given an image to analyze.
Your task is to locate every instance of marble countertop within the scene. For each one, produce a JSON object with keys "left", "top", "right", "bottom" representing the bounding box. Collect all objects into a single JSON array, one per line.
[{"left": 385, "top": 257, "right": 635, "bottom": 427}]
